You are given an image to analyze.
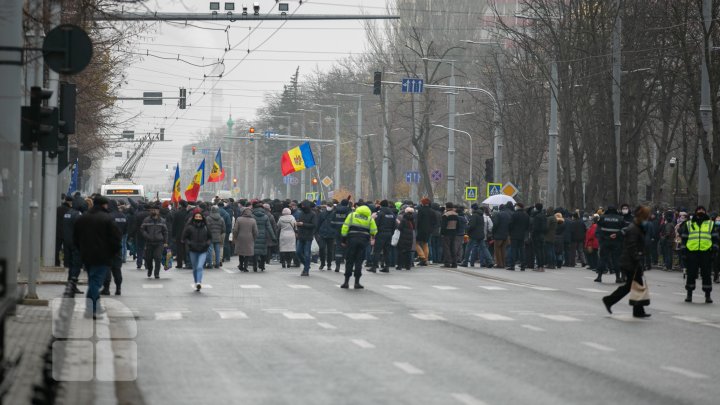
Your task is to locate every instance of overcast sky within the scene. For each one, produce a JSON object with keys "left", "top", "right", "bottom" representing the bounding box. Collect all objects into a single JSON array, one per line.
[{"left": 103, "top": 0, "right": 391, "bottom": 187}]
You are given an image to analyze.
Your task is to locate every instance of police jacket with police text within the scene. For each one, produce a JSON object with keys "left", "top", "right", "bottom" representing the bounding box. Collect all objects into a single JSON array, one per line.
[
  {"left": 375, "top": 206, "right": 397, "bottom": 234},
  {"left": 598, "top": 209, "right": 624, "bottom": 243},
  {"left": 341, "top": 206, "right": 378, "bottom": 240}
]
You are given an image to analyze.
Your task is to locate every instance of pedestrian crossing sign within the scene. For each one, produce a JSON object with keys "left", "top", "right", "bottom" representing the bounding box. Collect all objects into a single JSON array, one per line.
[
  {"left": 305, "top": 192, "right": 318, "bottom": 201},
  {"left": 487, "top": 183, "right": 502, "bottom": 197},
  {"left": 465, "top": 186, "right": 478, "bottom": 201}
]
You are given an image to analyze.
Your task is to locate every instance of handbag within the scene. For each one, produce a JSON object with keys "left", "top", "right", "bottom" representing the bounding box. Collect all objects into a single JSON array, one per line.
[
  {"left": 391, "top": 229, "right": 401, "bottom": 247},
  {"left": 629, "top": 277, "right": 650, "bottom": 305}
]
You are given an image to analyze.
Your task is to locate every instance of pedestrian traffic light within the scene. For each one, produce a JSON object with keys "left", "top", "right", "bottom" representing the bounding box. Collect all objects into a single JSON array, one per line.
[
  {"left": 192, "top": 146, "right": 196, "bottom": 155},
  {"left": 373, "top": 71, "right": 382, "bottom": 95},
  {"left": 484, "top": 158, "right": 494, "bottom": 183},
  {"left": 179, "top": 88, "right": 187, "bottom": 109},
  {"left": 311, "top": 177, "right": 318, "bottom": 186},
  {"left": 249, "top": 126, "right": 255, "bottom": 134},
  {"left": 21, "top": 86, "right": 59, "bottom": 152}
]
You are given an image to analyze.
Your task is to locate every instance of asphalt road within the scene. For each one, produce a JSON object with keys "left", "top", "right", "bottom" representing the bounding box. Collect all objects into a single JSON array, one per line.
[{"left": 96, "top": 259, "right": 720, "bottom": 405}]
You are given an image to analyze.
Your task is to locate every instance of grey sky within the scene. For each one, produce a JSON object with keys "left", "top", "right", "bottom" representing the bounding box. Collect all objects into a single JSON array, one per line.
[{"left": 103, "top": 0, "right": 390, "bottom": 188}]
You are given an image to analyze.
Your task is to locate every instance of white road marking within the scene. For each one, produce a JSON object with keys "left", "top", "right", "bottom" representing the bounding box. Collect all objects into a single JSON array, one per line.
[
  {"left": 142, "top": 284, "right": 163, "bottom": 289},
  {"left": 190, "top": 284, "right": 212, "bottom": 289},
  {"left": 539, "top": 314, "right": 581, "bottom": 322},
  {"left": 582, "top": 341, "right": 616, "bottom": 352},
  {"left": 239, "top": 284, "right": 262, "bottom": 289},
  {"left": 451, "top": 393, "right": 488, "bottom": 405},
  {"left": 155, "top": 311, "right": 182, "bottom": 320},
  {"left": 661, "top": 366, "right": 709, "bottom": 379},
  {"left": 702, "top": 323, "right": 720, "bottom": 329},
  {"left": 351, "top": 339, "right": 375, "bottom": 349},
  {"left": 529, "top": 286, "right": 559, "bottom": 291},
  {"left": 411, "top": 313, "right": 446, "bottom": 321},
  {"left": 223, "top": 267, "right": 240, "bottom": 274},
  {"left": 577, "top": 288, "right": 608, "bottom": 293},
  {"left": 385, "top": 285, "right": 412, "bottom": 290},
  {"left": 474, "top": 313, "right": 514, "bottom": 321},
  {"left": 433, "top": 285, "right": 459, "bottom": 290},
  {"left": 521, "top": 324, "right": 545, "bottom": 332},
  {"left": 344, "top": 313, "right": 378, "bottom": 320},
  {"left": 673, "top": 292, "right": 687, "bottom": 296},
  {"left": 215, "top": 310, "right": 248, "bottom": 320},
  {"left": 673, "top": 315, "right": 710, "bottom": 323},
  {"left": 479, "top": 286, "right": 507, "bottom": 291},
  {"left": 317, "top": 322, "right": 337, "bottom": 329},
  {"left": 288, "top": 284, "right": 311, "bottom": 289},
  {"left": 393, "top": 362, "right": 424, "bottom": 375},
  {"left": 283, "top": 312, "right": 315, "bottom": 320}
]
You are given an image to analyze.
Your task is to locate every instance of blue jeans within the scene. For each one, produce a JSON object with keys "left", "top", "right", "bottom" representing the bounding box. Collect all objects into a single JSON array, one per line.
[
  {"left": 509, "top": 239, "right": 524, "bottom": 268},
  {"left": 545, "top": 242, "right": 556, "bottom": 268},
  {"left": 463, "top": 239, "right": 480, "bottom": 265},
  {"left": 296, "top": 239, "right": 312, "bottom": 273},
  {"left": 121, "top": 234, "right": 128, "bottom": 262},
  {"left": 68, "top": 247, "right": 83, "bottom": 282},
  {"left": 206, "top": 242, "right": 222, "bottom": 266},
  {"left": 135, "top": 238, "right": 145, "bottom": 268},
  {"left": 86, "top": 265, "right": 109, "bottom": 314},
  {"left": 190, "top": 251, "right": 207, "bottom": 283},
  {"left": 429, "top": 235, "right": 443, "bottom": 263}
]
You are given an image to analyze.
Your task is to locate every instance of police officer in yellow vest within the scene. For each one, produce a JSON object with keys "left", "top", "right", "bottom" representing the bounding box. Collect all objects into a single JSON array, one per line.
[
  {"left": 680, "top": 206, "right": 719, "bottom": 303},
  {"left": 340, "top": 204, "right": 378, "bottom": 289}
]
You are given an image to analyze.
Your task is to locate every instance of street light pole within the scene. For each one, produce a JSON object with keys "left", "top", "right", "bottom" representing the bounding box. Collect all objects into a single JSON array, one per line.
[
  {"left": 433, "top": 124, "right": 473, "bottom": 187},
  {"left": 548, "top": 62, "right": 559, "bottom": 208},
  {"left": 314, "top": 104, "right": 342, "bottom": 192},
  {"left": 356, "top": 96, "right": 363, "bottom": 198}
]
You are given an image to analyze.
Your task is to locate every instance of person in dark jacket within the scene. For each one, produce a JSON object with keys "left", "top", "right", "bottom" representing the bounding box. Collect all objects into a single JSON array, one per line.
[
  {"left": 455, "top": 206, "right": 469, "bottom": 264},
  {"left": 544, "top": 208, "right": 558, "bottom": 269},
  {"left": 568, "top": 212, "right": 587, "bottom": 268},
  {"left": 252, "top": 203, "right": 277, "bottom": 272},
  {"left": 295, "top": 200, "right": 317, "bottom": 276},
  {"left": 182, "top": 209, "right": 212, "bottom": 291},
  {"left": 396, "top": 209, "right": 416, "bottom": 270},
  {"left": 602, "top": 206, "right": 652, "bottom": 318},
  {"left": 595, "top": 206, "right": 624, "bottom": 283},
  {"left": 441, "top": 203, "right": 459, "bottom": 268},
  {"left": 56, "top": 198, "right": 71, "bottom": 267},
  {"left": 554, "top": 213, "right": 566, "bottom": 268},
  {"left": 329, "top": 200, "right": 352, "bottom": 272},
  {"left": 172, "top": 201, "right": 189, "bottom": 268},
  {"left": 429, "top": 203, "right": 443, "bottom": 264},
  {"left": 462, "top": 204, "right": 485, "bottom": 267},
  {"left": 415, "top": 198, "right": 435, "bottom": 266},
  {"left": 205, "top": 206, "right": 226, "bottom": 268},
  {"left": 132, "top": 203, "right": 150, "bottom": 269},
  {"left": 531, "top": 204, "right": 547, "bottom": 271},
  {"left": 62, "top": 197, "right": 83, "bottom": 294},
  {"left": 73, "top": 196, "right": 121, "bottom": 318},
  {"left": 102, "top": 200, "right": 126, "bottom": 296},
  {"left": 218, "top": 202, "right": 233, "bottom": 261},
  {"left": 317, "top": 202, "right": 337, "bottom": 270},
  {"left": 507, "top": 202, "right": 530, "bottom": 271},
  {"left": 492, "top": 203, "right": 513, "bottom": 268},
  {"left": 371, "top": 200, "right": 397, "bottom": 273},
  {"left": 140, "top": 203, "right": 168, "bottom": 279}
]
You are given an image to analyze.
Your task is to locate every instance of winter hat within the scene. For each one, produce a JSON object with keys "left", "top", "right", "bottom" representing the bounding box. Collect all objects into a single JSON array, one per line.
[
  {"left": 405, "top": 207, "right": 415, "bottom": 214},
  {"left": 282, "top": 208, "right": 291, "bottom": 215},
  {"left": 535, "top": 203, "right": 543, "bottom": 211},
  {"left": 420, "top": 197, "right": 431, "bottom": 205},
  {"left": 340, "top": 199, "right": 349, "bottom": 206},
  {"left": 93, "top": 196, "right": 109, "bottom": 206}
]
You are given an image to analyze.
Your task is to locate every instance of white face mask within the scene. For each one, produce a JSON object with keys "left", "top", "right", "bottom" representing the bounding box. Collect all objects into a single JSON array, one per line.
[
  {"left": 326, "top": 206, "right": 333, "bottom": 211},
  {"left": 621, "top": 209, "right": 629, "bottom": 215}
]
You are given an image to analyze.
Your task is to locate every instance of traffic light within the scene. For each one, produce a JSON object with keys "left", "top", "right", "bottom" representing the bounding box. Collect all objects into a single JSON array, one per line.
[
  {"left": 484, "top": 158, "right": 494, "bottom": 183},
  {"left": 159, "top": 128, "right": 165, "bottom": 141},
  {"left": 179, "top": 88, "right": 186, "bottom": 109},
  {"left": 311, "top": 177, "right": 318, "bottom": 186},
  {"left": 233, "top": 178, "right": 238, "bottom": 185},
  {"left": 21, "top": 86, "right": 58, "bottom": 152},
  {"left": 373, "top": 71, "right": 382, "bottom": 95},
  {"left": 249, "top": 126, "right": 255, "bottom": 134},
  {"left": 192, "top": 146, "right": 196, "bottom": 155}
]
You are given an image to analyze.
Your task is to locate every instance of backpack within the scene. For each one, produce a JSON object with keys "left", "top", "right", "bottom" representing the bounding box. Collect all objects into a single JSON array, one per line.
[{"left": 660, "top": 222, "right": 675, "bottom": 240}]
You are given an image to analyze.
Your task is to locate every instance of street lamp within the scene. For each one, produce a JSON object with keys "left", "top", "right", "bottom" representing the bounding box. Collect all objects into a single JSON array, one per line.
[
  {"left": 433, "top": 124, "right": 473, "bottom": 186},
  {"left": 333, "top": 93, "right": 364, "bottom": 198},
  {"left": 270, "top": 114, "right": 292, "bottom": 198},
  {"left": 313, "top": 103, "right": 342, "bottom": 191},
  {"left": 299, "top": 108, "right": 323, "bottom": 169}
]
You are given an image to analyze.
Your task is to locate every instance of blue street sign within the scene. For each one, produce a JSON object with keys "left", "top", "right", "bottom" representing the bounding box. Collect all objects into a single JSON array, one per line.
[
  {"left": 283, "top": 175, "right": 298, "bottom": 185},
  {"left": 405, "top": 171, "right": 421, "bottom": 184},
  {"left": 486, "top": 183, "right": 502, "bottom": 197},
  {"left": 430, "top": 169, "right": 443, "bottom": 182},
  {"left": 401, "top": 78, "right": 424, "bottom": 94}
]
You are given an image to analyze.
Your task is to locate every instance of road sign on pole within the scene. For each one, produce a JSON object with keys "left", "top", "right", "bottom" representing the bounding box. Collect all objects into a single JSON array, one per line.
[
  {"left": 321, "top": 176, "right": 333, "bottom": 188},
  {"left": 465, "top": 187, "right": 478, "bottom": 201},
  {"left": 502, "top": 182, "right": 519, "bottom": 197},
  {"left": 404, "top": 171, "right": 421, "bottom": 184},
  {"left": 305, "top": 192, "right": 318, "bottom": 201},
  {"left": 142, "top": 91, "right": 163, "bottom": 105},
  {"left": 486, "top": 183, "right": 502, "bottom": 197},
  {"left": 430, "top": 169, "right": 443, "bottom": 182},
  {"left": 401, "top": 78, "right": 424, "bottom": 94}
]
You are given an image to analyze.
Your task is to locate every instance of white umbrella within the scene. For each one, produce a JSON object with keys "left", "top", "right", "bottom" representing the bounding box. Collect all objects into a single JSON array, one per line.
[{"left": 482, "top": 194, "right": 516, "bottom": 206}]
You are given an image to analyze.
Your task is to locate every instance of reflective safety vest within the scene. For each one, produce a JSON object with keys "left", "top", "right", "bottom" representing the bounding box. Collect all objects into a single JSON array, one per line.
[
  {"left": 686, "top": 220, "right": 714, "bottom": 251},
  {"left": 341, "top": 206, "right": 378, "bottom": 238}
]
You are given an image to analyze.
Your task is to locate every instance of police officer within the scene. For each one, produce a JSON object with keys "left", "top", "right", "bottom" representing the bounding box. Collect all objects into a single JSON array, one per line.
[
  {"left": 594, "top": 205, "right": 624, "bottom": 283},
  {"left": 679, "top": 206, "right": 718, "bottom": 303},
  {"left": 340, "top": 204, "right": 378, "bottom": 289},
  {"left": 141, "top": 202, "right": 169, "bottom": 279},
  {"left": 329, "top": 199, "right": 352, "bottom": 272},
  {"left": 370, "top": 200, "right": 397, "bottom": 273},
  {"left": 102, "top": 200, "right": 126, "bottom": 296},
  {"left": 62, "top": 196, "right": 83, "bottom": 294}
]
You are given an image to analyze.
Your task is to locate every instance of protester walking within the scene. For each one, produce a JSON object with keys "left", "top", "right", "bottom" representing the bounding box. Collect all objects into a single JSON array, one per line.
[
  {"left": 182, "top": 209, "right": 212, "bottom": 291},
  {"left": 277, "top": 208, "right": 297, "bottom": 268},
  {"left": 232, "top": 208, "right": 258, "bottom": 272}
]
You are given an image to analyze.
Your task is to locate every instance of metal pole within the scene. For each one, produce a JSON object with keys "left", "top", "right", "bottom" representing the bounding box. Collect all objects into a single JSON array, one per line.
[
  {"left": 300, "top": 112, "right": 306, "bottom": 198},
  {"left": 317, "top": 111, "right": 323, "bottom": 172},
  {"left": 411, "top": 93, "right": 419, "bottom": 202},
  {"left": 355, "top": 96, "right": 363, "bottom": 198},
  {"left": 447, "top": 62, "right": 456, "bottom": 202},
  {"left": 335, "top": 106, "right": 341, "bottom": 192},
  {"left": 0, "top": 0, "right": 23, "bottom": 310},
  {"left": 381, "top": 80, "right": 390, "bottom": 200},
  {"left": 612, "top": 0, "right": 622, "bottom": 204},
  {"left": 252, "top": 138, "right": 258, "bottom": 197},
  {"left": 493, "top": 77, "right": 503, "bottom": 184},
  {"left": 548, "top": 62, "right": 559, "bottom": 209},
  {"left": 699, "top": 0, "right": 712, "bottom": 207},
  {"left": 286, "top": 116, "right": 291, "bottom": 199},
  {"left": 244, "top": 141, "right": 250, "bottom": 197}
]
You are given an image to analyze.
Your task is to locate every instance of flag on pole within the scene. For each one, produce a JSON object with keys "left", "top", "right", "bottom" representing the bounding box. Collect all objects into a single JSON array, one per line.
[
  {"left": 280, "top": 142, "right": 316, "bottom": 176},
  {"left": 207, "top": 148, "right": 226, "bottom": 183},
  {"left": 67, "top": 159, "right": 79, "bottom": 195},
  {"left": 184, "top": 160, "right": 205, "bottom": 202},
  {"left": 171, "top": 164, "right": 181, "bottom": 203}
]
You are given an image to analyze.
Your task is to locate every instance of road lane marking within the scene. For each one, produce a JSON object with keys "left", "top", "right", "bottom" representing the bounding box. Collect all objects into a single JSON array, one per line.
[
  {"left": 539, "top": 314, "right": 581, "bottom": 322},
  {"left": 142, "top": 284, "right": 163, "bottom": 289},
  {"left": 582, "top": 341, "right": 615, "bottom": 352},
  {"left": 344, "top": 313, "right": 378, "bottom": 320},
  {"left": 673, "top": 315, "right": 710, "bottom": 323},
  {"left": 190, "top": 284, "right": 212, "bottom": 289},
  {"left": 215, "top": 310, "right": 248, "bottom": 319},
  {"left": 577, "top": 288, "right": 608, "bottom": 293},
  {"left": 288, "top": 284, "right": 311, "bottom": 289},
  {"left": 474, "top": 313, "right": 514, "bottom": 321},
  {"left": 702, "top": 323, "right": 720, "bottom": 329},
  {"left": 393, "top": 362, "right": 424, "bottom": 375},
  {"left": 451, "top": 393, "right": 488, "bottom": 405},
  {"left": 155, "top": 311, "right": 182, "bottom": 320},
  {"left": 661, "top": 366, "right": 709, "bottom": 379},
  {"left": 351, "top": 339, "right": 375, "bottom": 349},
  {"left": 528, "top": 286, "right": 559, "bottom": 291},
  {"left": 239, "top": 284, "right": 262, "bottom": 289},
  {"left": 283, "top": 312, "right": 315, "bottom": 320},
  {"left": 223, "top": 267, "right": 240, "bottom": 274},
  {"left": 384, "top": 285, "right": 412, "bottom": 290},
  {"left": 433, "top": 285, "right": 459, "bottom": 290},
  {"left": 479, "top": 285, "right": 507, "bottom": 291},
  {"left": 411, "top": 313, "right": 446, "bottom": 321},
  {"left": 317, "top": 322, "right": 337, "bottom": 329},
  {"left": 521, "top": 324, "right": 545, "bottom": 332}
]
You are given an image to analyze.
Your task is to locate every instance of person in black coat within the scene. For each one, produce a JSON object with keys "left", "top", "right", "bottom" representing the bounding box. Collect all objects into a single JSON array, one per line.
[
  {"left": 56, "top": 198, "right": 71, "bottom": 267},
  {"left": 371, "top": 200, "right": 397, "bottom": 273},
  {"left": 602, "top": 206, "right": 652, "bottom": 318},
  {"left": 172, "top": 201, "right": 189, "bottom": 268},
  {"left": 531, "top": 203, "right": 547, "bottom": 271},
  {"left": 415, "top": 198, "right": 435, "bottom": 266},
  {"left": 568, "top": 213, "right": 586, "bottom": 267},
  {"left": 507, "top": 203, "right": 530, "bottom": 271},
  {"left": 73, "top": 196, "right": 121, "bottom": 318},
  {"left": 396, "top": 210, "right": 416, "bottom": 270},
  {"left": 101, "top": 200, "right": 127, "bottom": 296},
  {"left": 329, "top": 200, "right": 352, "bottom": 272},
  {"left": 182, "top": 209, "right": 212, "bottom": 291},
  {"left": 295, "top": 200, "right": 317, "bottom": 276},
  {"left": 462, "top": 204, "right": 485, "bottom": 267}
]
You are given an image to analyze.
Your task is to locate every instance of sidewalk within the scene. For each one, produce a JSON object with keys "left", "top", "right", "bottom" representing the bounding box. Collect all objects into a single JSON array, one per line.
[{"left": 17, "top": 266, "right": 88, "bottom": 285}]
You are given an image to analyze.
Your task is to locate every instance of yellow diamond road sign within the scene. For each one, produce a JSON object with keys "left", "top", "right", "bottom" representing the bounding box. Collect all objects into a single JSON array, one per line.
[
  {"left": 502, "top": 182, "right": 519, "bottom": 197},
  {"left": 321, "top": 176, "right": 333, "bottom": 188}
]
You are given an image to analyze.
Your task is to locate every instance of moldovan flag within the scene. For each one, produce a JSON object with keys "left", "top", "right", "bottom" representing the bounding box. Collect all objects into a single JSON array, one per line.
[
  {"left": 185, "top": 160, "right": 205, "bottom": 202},
  {"left": 281, "top": 142, "right": 316, "bottom": 176},
  {"left": 207, "top": 148, "right": 226, "bottom": 183},
  {"left": 171, "top": 164, "right": 181, "bottom": 203}
]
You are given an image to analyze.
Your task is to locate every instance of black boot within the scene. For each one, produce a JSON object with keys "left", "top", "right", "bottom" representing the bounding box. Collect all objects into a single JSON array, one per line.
[
  {"left": 706, "top": 291, "right": 713, "bottom": 304},
  {"left": 340, "top": 275, "right": 350, "bottom": 289},
  {"left": 685, "top": 290, "right": 693, "bottom": 303},
  {"left": 633, "top": 306, "right": 651, "bottom": 318},
  {"left": 368, "top": 266, "right": 377, "bottom": 273},
  {"left": 100, "top": 287, "right": 111, "bottom": 296},
  {"left": 714, "top": 274, "right": 720, "bottom": 284},
  {"left": 115, "top": 287, "right": 121, "bottom": 296},
  {"left": 354, "top": 277, "right": 364, "bottom": 289},
  {"left": 594, "top": 275, "right": 602, "bottom": 283},
  {"left": 601, "top": 296, "right": 613, "bottom": 314}
]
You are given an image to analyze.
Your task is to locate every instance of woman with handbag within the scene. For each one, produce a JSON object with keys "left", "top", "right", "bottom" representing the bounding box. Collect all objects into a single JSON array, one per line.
[
  {"left": 395, "top": 208, "right": 417, "bottom": 270},
  {"left": 602, "top": 206, "right": 652, "bottom": 318}
]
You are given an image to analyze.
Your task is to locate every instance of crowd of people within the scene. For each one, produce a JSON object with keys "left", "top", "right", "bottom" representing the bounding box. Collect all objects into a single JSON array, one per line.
[{"left": 56, "top": 191, "right": 720, "bottom": 319}]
